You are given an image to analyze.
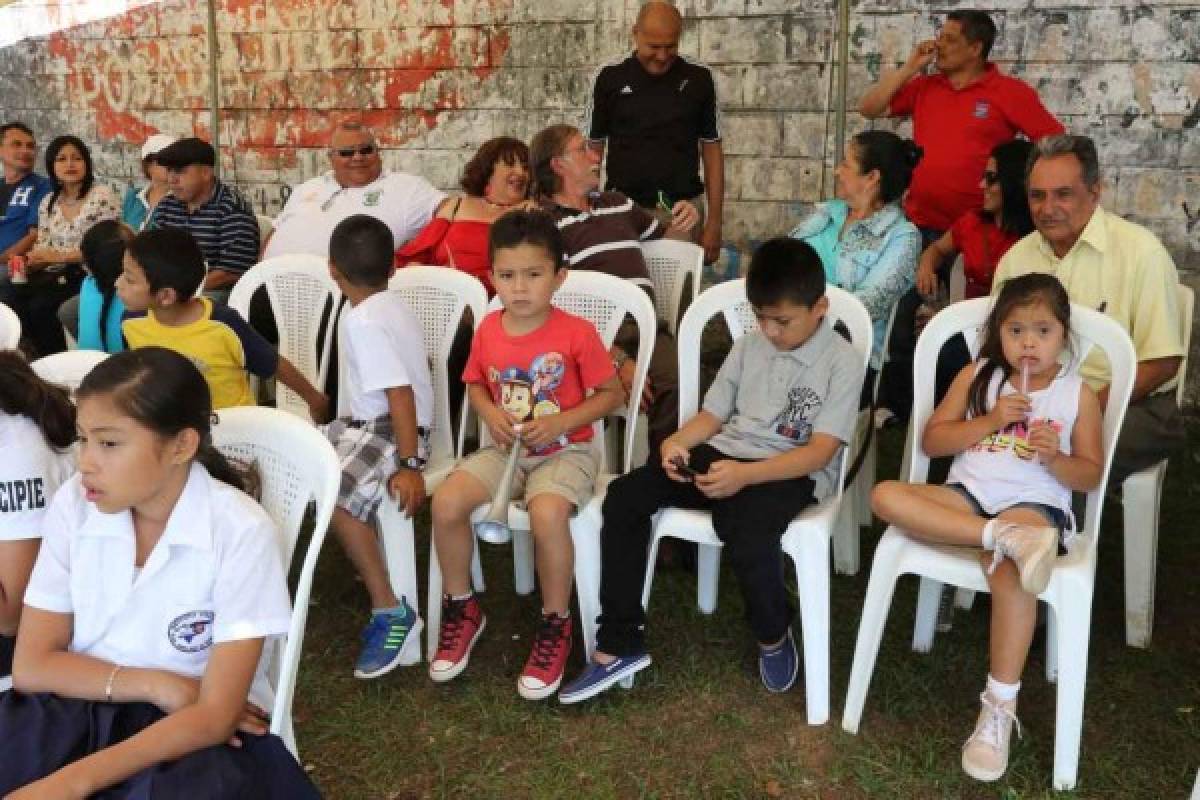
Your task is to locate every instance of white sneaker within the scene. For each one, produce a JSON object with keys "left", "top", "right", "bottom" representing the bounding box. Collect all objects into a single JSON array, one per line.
[
  {"left": 989, "top": 522, "right": 1058, "bottom": 595},
  {"left": 961, "top": 691, "right": 1021, "bottom": 782}
]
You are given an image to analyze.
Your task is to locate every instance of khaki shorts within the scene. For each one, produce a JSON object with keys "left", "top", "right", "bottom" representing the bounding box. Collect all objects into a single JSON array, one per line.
[{"left": 455, "top": 444, "right": 600, "bottom": 511}]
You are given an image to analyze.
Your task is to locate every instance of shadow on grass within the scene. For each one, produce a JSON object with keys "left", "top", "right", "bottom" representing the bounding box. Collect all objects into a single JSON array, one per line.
[{"left": 291, "top": 420, "right": 1200, "bottom": 799}]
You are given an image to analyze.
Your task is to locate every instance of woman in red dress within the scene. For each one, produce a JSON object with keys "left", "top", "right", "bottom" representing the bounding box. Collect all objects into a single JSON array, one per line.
[
  {"left": 916, "top": 139, "right": 1034, "bottom": 300},
  {"left": 396, "top": 137, "right": 533, "bottom": 295}
]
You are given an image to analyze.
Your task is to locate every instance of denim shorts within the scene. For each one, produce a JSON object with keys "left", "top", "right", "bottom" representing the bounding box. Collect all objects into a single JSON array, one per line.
[{"left": 944, "top": 482, "right": 1070, "bottom": 548}]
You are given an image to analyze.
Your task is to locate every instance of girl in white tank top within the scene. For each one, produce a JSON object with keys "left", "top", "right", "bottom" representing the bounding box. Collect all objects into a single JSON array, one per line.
[{"left": 871, "top": 274, "right": 1105, "bottom": 784}]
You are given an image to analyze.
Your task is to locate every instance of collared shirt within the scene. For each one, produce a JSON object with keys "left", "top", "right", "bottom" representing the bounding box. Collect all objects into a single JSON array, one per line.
[
  {"left": 264, "top": 171, "right": 445, "bottom": 260},
  {"left": 0, "top": 413, "right": 73, "bottom": 541},
  {"left": 25, "top": 463, "right": 293, "bottom": 711},
  {"left": 544, "top": 192, "right": 663, "bottom": 289},
  {"left": 338, "top": 289, "right": 434, "bottom": 425},
  {"left": 703, "top": 323, "right": 862, "bottom": 500},
  {"left": 0, "top": 172, "right": 50, "bottom": 253},
  {"left": 149, "top": 181, "right": 260, "bottom": 275},
  {"left": 36, "top": 184, "right": 120, "bottom": 260},
  {"left": 992, "top": 206, "right": 1183, "bottom": 391},
  {"left": 789, "top": 199, "right": 920, "bottom": 369},
  {"left": 122, "top": 297, "right": 279, "bottom": 409},
  {"left": 121, "top": 184, "right": 155, "bottom": 232},
  {"left": 889, "top": 63, "right": 1063, "bottom": 230},
  {"left": 586, "top": 53, "right": 721, "bottom": 208}
]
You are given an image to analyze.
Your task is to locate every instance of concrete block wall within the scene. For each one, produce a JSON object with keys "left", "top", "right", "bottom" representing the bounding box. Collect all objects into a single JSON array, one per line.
[{"left": 1, "top": 0, "right": 1197, "bottom": 394}]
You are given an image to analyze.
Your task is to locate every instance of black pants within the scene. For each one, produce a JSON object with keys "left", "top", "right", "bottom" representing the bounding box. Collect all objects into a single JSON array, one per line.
[
  {"left": 3, "top": 268, "right": 84, "bottom": 357},
  {"left": 595, "top": 443, "right": 817, "bottom": 656}
]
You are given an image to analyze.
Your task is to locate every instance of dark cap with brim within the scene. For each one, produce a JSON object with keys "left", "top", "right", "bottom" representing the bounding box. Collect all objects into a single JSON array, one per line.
[{"left": 156, "top": 137, "right": 216, "bottom": 168}]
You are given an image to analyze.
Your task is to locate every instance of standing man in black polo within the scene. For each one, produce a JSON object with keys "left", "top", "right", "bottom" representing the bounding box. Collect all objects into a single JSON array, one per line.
[
  {"left": 586, "top": 0, "right": 724, "bottom": 264},
  {"left": 149, "top": 137, "right": 260, "bottom": 303}
]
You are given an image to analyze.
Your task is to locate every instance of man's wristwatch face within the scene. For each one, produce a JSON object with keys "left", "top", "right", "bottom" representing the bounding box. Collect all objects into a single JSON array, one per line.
[{"left": 397, "top": 456, "right": 426, "bottom": 470}]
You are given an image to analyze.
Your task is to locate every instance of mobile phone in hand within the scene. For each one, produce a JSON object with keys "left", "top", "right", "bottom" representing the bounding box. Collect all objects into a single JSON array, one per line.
[{"left": 672, "top": 457, "right": 700, "bottom": 480}]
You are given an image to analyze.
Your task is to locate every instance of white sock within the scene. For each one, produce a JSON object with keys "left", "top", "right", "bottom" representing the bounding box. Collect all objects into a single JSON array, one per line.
[
  {"left": 981, "top": 518, "right": 1000, "bottom": 550},
  {"left": 986, "top": 673, "right": 1020, "bottom": 703}
]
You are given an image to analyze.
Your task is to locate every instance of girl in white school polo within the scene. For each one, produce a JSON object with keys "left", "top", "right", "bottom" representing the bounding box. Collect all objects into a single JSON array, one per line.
[
  {"left": 0, "top": 347, "right": 319, "bottom": 799},
  {"left": 0, "top": 352, "right": 76, "bottom": 681}
]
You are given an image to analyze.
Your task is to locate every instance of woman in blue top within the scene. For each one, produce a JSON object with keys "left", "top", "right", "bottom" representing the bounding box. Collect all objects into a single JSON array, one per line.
[
  {"left": 77, "top": 220, "right": 131, "bottom": 353},
  {"left": 789, "top": 131, "right": 922, "bottom": 400},
  {"left": 120, "top": 134, "right": 175, "bottom": 232}
]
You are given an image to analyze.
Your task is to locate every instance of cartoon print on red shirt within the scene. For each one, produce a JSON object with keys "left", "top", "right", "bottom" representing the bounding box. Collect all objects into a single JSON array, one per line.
[{"left": 490, "top": 352, "right": 569, "bottom": 454}]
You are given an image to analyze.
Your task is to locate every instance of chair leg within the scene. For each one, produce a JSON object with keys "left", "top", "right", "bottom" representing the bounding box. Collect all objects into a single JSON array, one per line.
[
  {"left": 1045, "top": 601, "right": 1058, "bottom": 684},
  {"left": 790, "top": 537, "right": 830, "bottom": 725},
  {"left": 376, "top": 505, "right": 422, "bottom": 665},
  {"left": 426, "top": 538, "right": 444, "bottom": 661},
  {"left": 512, "top": 528, "right": 536, "bottom": 595},
  {"left": 697, "top": 543, "right": 721, "bottom": 614},
  {"left": 912, "top": 577, "right": 941, "bottom": 653},
  {"left": 855, "top": 434, "right": 877, "bottom": 528},
  {"left": 832, "top": 499, "right": 860, "bottom": 576},
  {"left": 842, "top": 534, "right": 905, "bottom": 733},
  {"left": 1122, "top": 466, "right": 1163, "bottom": 648},
  {"left": 571, "top": 518, "right": 602, "bottom": 662},
  {"left": 1050, "top": 592, "right": 1093, "bottom": 791},
  {"left": 641, "top": 531, "right": 663, "bottom": 611}
]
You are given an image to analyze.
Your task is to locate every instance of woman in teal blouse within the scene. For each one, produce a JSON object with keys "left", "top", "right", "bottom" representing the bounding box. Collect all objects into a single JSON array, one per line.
[
  {"left": 120, "top": 134, "right": 175, "bottom": 232},
  {"left": 789, "top": 131, "right": 922, "bottom": 384}
]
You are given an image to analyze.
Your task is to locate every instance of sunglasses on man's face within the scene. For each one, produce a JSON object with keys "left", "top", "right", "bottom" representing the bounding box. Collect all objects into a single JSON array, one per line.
[
  {"left": 333, "top": 144, "right": 377, "bottom": 158},
  {"left": 982, "top": 170, "right": 1000, "bottom": 186}
]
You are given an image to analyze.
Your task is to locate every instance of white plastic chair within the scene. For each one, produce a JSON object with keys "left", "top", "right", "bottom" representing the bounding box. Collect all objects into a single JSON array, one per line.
[
  {"left": 211, "top": 405, "right": 339, "bottom": 761},
  {"left": 841, "top": 297, "right": 1137, "bottom": 791},
  {"left": 228, "top": 255, "right": 340, "bottom": 422},
  {"left": 841, "top": 299, "right": 900, "bottom": 575},
  {"left": 427, "top": 270, "right": 656, "bottom": 662},
  {"left": 362, "top": 266, "right": 488, "bottom": 663},
  {"left": 641, "top": 239, "right": 703, "bottom": 336},
  {"left": 30, "top": 350, "right": 110, "bottom": 393},
  {"left": 607, "top": 239, "right": 705, "bottom": 469},
  {"left": 1121, "top": 284, "right": 1192, "bottom": 648},
  {"left": 637, "top": 280, "right": 870, "bottom": 725},
  {"left": 0, "top": 302, "right": 19, "bottom": 350}
]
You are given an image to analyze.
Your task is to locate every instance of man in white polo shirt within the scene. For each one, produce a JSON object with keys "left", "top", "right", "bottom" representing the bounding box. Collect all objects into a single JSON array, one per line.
[{"left": 263, "top": 121, "right": 444, "bottom": 259}]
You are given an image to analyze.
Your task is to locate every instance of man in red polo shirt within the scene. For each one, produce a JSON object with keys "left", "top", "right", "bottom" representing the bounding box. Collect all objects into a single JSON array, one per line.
[
  {"left": 861, "top": 10, "right": 1063, "bottom": 240},
  {"left": 859, "top": 10, "right": 1064, "bottom": 429}
]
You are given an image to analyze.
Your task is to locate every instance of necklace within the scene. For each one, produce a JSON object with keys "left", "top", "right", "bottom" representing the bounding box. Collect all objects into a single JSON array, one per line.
[{"left": 482, "top": 194, "right": 521, "bottom": 210}]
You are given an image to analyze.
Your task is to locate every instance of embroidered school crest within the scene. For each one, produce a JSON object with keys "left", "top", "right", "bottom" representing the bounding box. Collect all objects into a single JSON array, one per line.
[
  {"left": 773, "top": 386, "right": 822, "bottom": 443},
  {"left": 363, "top": 190, "right": 381, "bottom": 207},
  {"left": 168, "top": 610, "right": 215, "bottom": 653}
]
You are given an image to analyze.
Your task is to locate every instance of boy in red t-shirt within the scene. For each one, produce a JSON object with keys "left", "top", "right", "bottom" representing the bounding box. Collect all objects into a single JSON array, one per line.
[{"left": 429, "top": 210, "right": 623, "bottom": 699}]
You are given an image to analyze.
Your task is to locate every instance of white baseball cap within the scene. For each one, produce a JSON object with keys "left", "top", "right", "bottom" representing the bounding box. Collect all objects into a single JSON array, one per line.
[{"left": 141, "top": 133, "right": 177, "bottom": 160}]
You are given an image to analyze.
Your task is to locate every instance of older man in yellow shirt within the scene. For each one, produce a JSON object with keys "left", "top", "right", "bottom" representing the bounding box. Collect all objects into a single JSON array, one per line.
[{"left": 992, "top": 134, "right": 1184, "bottom": 483}]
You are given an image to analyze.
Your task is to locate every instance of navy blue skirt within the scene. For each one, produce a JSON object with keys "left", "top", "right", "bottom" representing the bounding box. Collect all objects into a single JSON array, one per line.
[{"left": 0, "top": 692, "right": 321, "bottom": 798}]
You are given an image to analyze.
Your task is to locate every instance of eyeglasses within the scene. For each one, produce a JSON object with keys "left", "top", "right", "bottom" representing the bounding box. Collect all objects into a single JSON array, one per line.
[
  {"left": 332, "top": 144, "right": 377, "bottom": 158},
  {"left": 982, "top": 170, "right": 1000, "bottom": 186}
]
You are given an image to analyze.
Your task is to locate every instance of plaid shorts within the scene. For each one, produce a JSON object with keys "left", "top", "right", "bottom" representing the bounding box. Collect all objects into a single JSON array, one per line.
[{"left": 321, "top": 416, "right": 430, "bottom": 523}]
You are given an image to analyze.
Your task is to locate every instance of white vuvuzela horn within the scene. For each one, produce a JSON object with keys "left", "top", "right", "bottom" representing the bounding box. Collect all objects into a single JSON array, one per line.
[{"left": 473, "top": 434, "right": 522, "bottom": 544}]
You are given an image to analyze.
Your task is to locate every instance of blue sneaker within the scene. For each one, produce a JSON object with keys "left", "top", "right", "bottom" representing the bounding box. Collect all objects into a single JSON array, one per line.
[
  {"left": 558, "top": 652, "right": 651, "bottom": 704},
  {"left": 759, "top": 628, "right": 798, "bottom": 693},
  {"left": 354, "top": 598, "right": 423, "bottom": 679}
]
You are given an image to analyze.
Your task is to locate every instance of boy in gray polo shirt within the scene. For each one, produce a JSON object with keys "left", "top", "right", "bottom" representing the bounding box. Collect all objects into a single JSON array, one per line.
[{"left": 560, "top": 238, "right": 862, "bottom": 703}]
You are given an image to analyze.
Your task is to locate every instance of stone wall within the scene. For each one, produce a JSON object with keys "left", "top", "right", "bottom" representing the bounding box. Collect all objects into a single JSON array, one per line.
[{"left": 1, "top": 0, "right": 1198, "bottom": 392}]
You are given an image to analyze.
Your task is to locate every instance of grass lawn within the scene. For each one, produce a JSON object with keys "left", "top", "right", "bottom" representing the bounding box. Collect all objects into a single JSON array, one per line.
[{"left": 290, "top": 420, "right": 1200, "bottom": 799}]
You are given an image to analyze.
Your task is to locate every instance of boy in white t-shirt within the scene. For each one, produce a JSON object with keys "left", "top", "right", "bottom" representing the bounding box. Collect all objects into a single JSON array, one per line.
[{"left": 322, "top": 214, "right": 434, "bottom": 680}]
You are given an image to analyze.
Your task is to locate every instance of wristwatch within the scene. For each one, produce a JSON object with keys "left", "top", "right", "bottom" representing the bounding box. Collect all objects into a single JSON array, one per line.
[{"left": 396, "top": 455, "right": 426, "bottom": 471}]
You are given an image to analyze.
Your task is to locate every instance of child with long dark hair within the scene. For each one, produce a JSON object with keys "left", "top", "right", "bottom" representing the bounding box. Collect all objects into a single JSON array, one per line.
[
  {"left": 0, "top": 347, "right": 319, "bottom": 798},
  {"left": 872, "top": 274, "right": 1103, "bottom": 783},
  {"left": 77, "top": 219, "right": 132, "bottom": 353},
  {"left": 0, "top": 351, "right": 75, "bottom": 680}
]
